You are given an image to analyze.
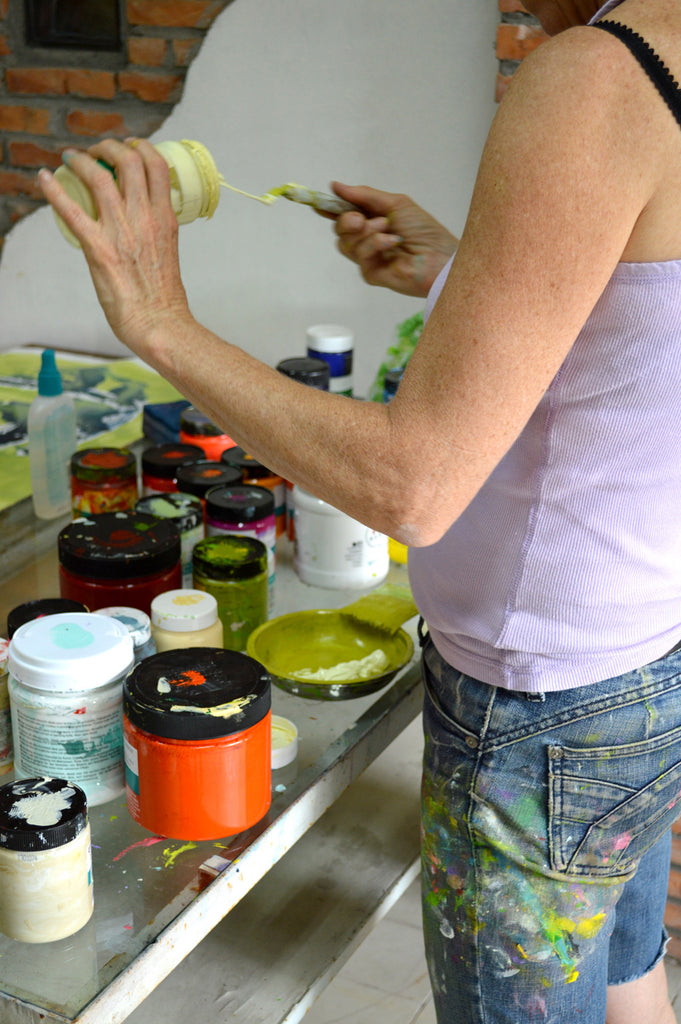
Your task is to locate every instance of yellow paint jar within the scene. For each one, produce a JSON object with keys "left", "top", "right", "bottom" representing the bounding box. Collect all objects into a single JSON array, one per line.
[{"left": 53, "top": 139, "right": 222, "bottom": 248}]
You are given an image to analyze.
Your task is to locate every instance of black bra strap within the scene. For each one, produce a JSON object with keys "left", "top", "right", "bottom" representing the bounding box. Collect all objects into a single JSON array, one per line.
[{"left": 593, "top": 21, "right": 681, "bottom": 132}]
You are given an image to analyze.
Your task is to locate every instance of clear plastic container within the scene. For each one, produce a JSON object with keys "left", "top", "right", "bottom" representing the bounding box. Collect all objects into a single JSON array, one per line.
[{"left": 28, "top": 350, "right": 77, "bottom": 520}]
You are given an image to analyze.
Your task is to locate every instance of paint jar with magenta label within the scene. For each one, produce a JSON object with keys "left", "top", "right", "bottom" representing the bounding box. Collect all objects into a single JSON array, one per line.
[
  {"left": 0, "top": 777, "right": 93, "bottom": 943},
  {"left": 135, "top": 491, "right": 204, "bottom": 587},
  {"left": 179, "top": 406, "right": 236, "bottom": 461},
  {"left": 192, "top": 536, "right": 268, "bottom": 652},
  {"left": 58, "top": 512, "right": 182, "bottom": 613},
  {"left": 123, "top": 647, "right": 271, "bottom": 840},
  {"left": 206, "top": 485, "right": 276, "bottom": 606},
  {"left": 8, "top": 612, "right": 133, "bottom": 805},
  {"left": 0, "top": 638, "right": 12, "bottom": 777},
  {"left": 71, "top": 446, "right": 138, "bottom": 516},
  {"left": 150, "top": 589, "right": 223, "bottom": 651},
  {"left": 141, "top": 443, "right": 205, "bottom": 496},
  {"left": 221, "top": 447, "right": 286, "bottom": 538}
]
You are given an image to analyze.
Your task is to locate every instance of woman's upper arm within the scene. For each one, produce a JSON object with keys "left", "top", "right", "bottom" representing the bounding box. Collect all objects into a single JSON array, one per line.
[{"left": 392, "top": 28, "right": 662, "bottom": 543}]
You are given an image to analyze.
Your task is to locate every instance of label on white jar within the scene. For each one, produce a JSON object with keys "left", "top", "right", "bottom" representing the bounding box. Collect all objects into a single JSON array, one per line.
[
  {"left": 292, "top": 486, "right": 389, "bottom": 589},
  {"left": 10, "top": 692, "right": 125, "bottom": 804}
]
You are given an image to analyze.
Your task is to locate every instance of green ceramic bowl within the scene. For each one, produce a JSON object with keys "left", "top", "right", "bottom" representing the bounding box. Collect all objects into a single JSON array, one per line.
[{"left": 246, "top": 609, "right": 414, "bottom": 700}]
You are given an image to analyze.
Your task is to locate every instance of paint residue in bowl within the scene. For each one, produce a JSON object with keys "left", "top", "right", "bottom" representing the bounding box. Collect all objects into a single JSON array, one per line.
[{"left": 294, "top": 649, "right": 389, "bottom": 682}]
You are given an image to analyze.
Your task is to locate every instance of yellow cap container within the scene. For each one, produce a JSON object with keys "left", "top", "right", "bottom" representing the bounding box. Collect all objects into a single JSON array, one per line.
[{"left": 53, "top": 139, "right": 222, "bottom": 247}]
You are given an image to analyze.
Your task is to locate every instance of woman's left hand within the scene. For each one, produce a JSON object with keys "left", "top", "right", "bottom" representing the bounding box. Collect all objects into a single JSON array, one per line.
[{"left": 39, "top": 138, "right": 193, "bottom": 354}]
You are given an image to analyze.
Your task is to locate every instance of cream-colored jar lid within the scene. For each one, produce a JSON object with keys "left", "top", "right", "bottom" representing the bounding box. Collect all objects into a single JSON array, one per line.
[{"left": 151, "top": 589, "right": 218, "bottom": 632}]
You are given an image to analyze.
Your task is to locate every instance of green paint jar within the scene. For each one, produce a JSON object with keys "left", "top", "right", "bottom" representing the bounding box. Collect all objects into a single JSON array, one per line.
[{"left": 192, "top": 536, "right": 268, "bottom": 653}]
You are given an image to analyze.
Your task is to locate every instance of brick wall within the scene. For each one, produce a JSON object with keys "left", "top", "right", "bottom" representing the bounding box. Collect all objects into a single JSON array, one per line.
[
  {"left": 0, "top": 0, "right": 233, "bottom": 256},
  {"left": 496, "top": 0, "right": 546, "bottom": 100}
]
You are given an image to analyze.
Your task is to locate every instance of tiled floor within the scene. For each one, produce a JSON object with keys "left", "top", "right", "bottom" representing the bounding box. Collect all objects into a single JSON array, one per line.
[{"left": 302, "top": 879, "right": 681, "bottom": 1024}]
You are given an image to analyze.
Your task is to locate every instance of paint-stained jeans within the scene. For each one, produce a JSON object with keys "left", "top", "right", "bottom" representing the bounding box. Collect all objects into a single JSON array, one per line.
[{"left": 421, "top": 638, "right": 680, "bottom": 1024}]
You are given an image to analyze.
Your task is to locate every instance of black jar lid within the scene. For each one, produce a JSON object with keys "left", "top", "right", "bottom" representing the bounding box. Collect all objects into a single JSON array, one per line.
[
  {"left": 179, "top": 406, "right": 228, "bottom": 439},
  {"left": 220, "top": 446, "right": 274, "bottom": 479},
  {"left": 135, "top": 492, "right": 203, "bottom": 532},
  {"left": 71, "top": 446, "right": 137, "bottom": 482},
  {"left": 205, "top": 485, "right": 274, "bottom": 525},
  {"left": 141, "top": 443, "right": 205, "bottom": 480},
  {"left": 58, "top": 513, "right": 181, "bottom": 579},
  {"left": 276, "top": 356, "right": 330, "bottom": 389},
  {"left": 7, "top": 598, "right": 88, "bottom": 638},
  {"left": 0, "top": 777, "right": 88, "bottom": 852},
  {"left": 193, "top": 535, "right": 268, "bottom": 581},
  {"left": 175, "top": 460, "right": 242, "bottom": 498},
  {"left": 124, "top": 647, "right": 270, "bottom": 740}
]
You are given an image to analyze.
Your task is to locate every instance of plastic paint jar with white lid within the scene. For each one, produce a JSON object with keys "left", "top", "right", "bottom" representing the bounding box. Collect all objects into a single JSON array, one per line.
[
  {"left": 150, "top": 589, "right": 224, "bottom": 652},
  {"left": 292, "top": 485, "right": 389, "bottom": 589},
  {"left": 93, "top": 606, "right": 156, "bottom": 665},
  {"left": 306, "top": 323, "right": 354, "bottom": 396},
  {"left": 0, "top": 776, "right": 93, "bottom": 943},
  {"left": 8, "top": 612, "right": 134, "bottom": 805}
]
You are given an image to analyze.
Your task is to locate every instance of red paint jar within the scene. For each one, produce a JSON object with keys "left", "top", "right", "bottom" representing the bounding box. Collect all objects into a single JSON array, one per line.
[
  {"left": 179, "top": 406, "right": 236, "bottom": 461},
  {"left": 221, "top": 447, "right": 286, "bottom": 538},
  {"left": 58, "top": 512, "right": 182, "bottom": 614},
  {"left": 71, "top": 447, "right": 138, "bottom": 516},
  {"left": 123, "top": 647, "right": 271, "bottom": 840},
  {"left": 141, "top": 443, "right": 205, "bottom": 496}
]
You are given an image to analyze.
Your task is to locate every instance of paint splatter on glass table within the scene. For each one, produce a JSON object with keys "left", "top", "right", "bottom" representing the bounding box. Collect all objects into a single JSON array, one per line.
[{"left": 0, "top": 520, "right": 422, "bottom": 1023}]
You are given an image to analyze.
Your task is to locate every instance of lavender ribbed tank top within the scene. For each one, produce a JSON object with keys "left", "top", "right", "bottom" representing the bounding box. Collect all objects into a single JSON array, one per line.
[{"left": 409, "top": 257, "right": 681, "bottom": 692}]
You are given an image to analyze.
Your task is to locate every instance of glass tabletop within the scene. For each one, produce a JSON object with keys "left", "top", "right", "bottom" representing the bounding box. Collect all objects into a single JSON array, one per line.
[{"left": 0, "top": 521, "right": 421, "bottom": 1021}]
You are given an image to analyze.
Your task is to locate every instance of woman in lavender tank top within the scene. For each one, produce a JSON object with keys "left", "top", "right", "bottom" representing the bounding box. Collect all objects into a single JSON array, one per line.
[{"left": 39, "top": 0, "right": 681, "bottom": 1021}]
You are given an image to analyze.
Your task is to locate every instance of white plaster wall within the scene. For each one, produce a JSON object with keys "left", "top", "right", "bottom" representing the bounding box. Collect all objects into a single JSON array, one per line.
[{"left": 0, "top": 0, "right": 499, "bottom": 395}]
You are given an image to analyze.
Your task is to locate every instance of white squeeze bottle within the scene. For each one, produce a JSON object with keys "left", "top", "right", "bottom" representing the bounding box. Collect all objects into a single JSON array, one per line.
[{"left": 28, "top": 349, "right": 77, "bottom": 519}]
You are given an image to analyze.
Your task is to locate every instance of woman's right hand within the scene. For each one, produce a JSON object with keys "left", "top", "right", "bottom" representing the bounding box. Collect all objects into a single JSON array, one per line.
[{"left": 331, "top": 182, "right": 458, "bottom": 297}]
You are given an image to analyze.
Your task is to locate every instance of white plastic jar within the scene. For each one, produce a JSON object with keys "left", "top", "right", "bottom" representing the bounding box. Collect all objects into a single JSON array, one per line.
[
  {"left": 292, "top": 485, "right": 389, "bottom": 589},
  {"left": 53, "top": 139, "right": 222, "bottom": 247},
  {"left": 150, "top": 589, "right": 224, "bottom": 652},
  {"left": 94, "top": 606, "right": 156, "bottom": 664},
  {"left": 0, "top": 777, "right": 93, "bottom": 943},
  {"left": 8, "top": 612, "right": 134, "bottom": 806}
]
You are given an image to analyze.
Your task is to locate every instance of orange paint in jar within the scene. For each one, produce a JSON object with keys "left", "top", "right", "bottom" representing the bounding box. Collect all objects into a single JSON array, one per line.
[
  {"left": 123, "top": 647, "right": 271, "bottom": 840},
  {"left": 71, "top": 447, "right": 138, "bottom": 516}
]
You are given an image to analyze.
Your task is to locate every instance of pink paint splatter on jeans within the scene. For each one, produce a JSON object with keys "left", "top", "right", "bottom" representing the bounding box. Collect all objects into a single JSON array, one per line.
[{"left": 613, "top": 834, "right": 632, "bottom": 851}]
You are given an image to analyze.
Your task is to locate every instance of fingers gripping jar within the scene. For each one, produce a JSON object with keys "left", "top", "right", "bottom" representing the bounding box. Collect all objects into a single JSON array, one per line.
[{"left": 53, "top": 139, "right": 223, "bottom": 248}]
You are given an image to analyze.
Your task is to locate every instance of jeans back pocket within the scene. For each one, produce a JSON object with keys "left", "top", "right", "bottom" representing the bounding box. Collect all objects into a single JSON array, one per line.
[{"left": 548, "top": 734, "right": 681, "bottom": 877}]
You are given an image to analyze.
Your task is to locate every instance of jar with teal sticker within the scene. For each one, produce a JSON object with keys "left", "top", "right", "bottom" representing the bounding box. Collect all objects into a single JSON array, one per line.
[
  {"left": 135, "top": 492, "right": 204, "bottom": 587},
  {"left": 7, "top": 612, "right": 134, "bottom": 805}
]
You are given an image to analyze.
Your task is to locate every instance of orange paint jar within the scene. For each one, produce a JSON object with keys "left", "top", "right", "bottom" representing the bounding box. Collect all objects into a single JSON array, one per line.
[{"left": 123, "top": 647, "right": 271, "bottom": 840}]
